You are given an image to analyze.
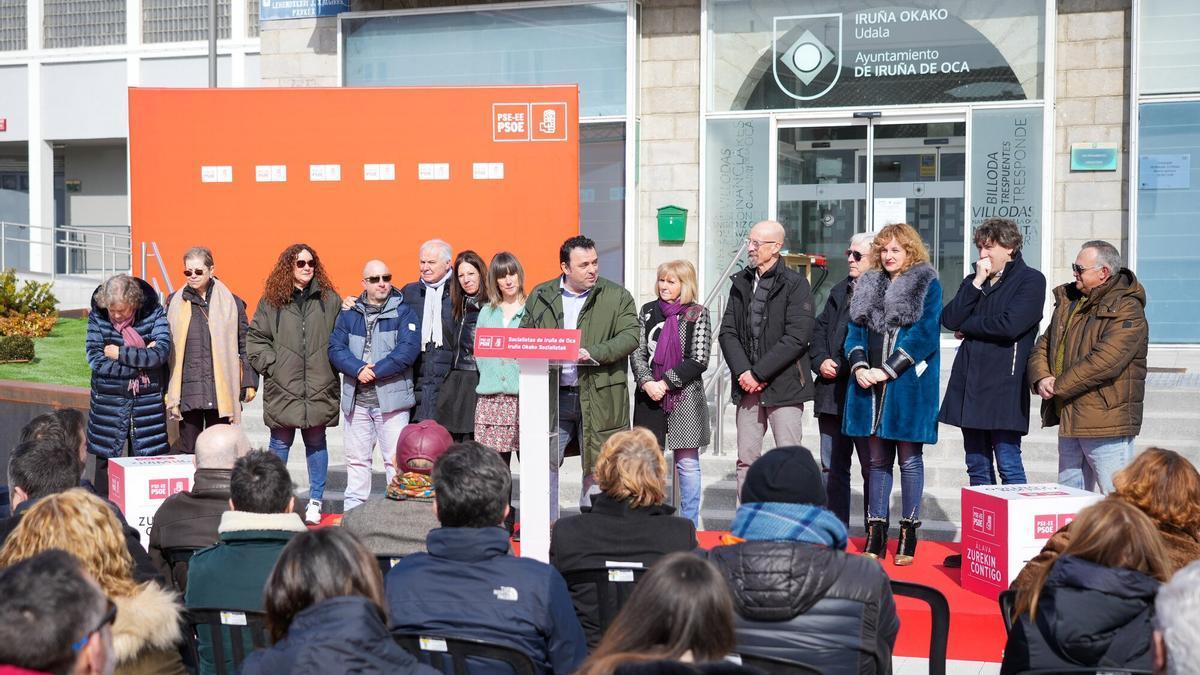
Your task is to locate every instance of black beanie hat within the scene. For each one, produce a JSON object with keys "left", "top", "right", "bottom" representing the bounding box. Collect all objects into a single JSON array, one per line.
[{"left": 739, "top": 445, "right": 826, "bottom": 507}]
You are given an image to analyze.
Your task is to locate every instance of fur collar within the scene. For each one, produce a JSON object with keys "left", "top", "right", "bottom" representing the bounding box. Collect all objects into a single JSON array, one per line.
[
  {"left": 111, "top": 583, "right": 183, "bottom": 664},
  {"left": 848, "top": 263, "right": 937, "bottom": 334},
  {"left": 218, "top": 510, "right": 307, "bottom": 534}
]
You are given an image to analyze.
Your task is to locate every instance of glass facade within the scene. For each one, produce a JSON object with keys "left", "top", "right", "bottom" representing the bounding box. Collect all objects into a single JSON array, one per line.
[
  {"left": 1138, "top": 1, "right": 1200, "bottom": 95},
  {"left": 342, "top": 3, "right": 628, "bottom": 118}
]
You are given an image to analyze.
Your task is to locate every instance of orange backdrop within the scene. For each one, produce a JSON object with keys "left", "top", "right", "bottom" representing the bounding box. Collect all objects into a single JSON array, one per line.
[{"left": 129, "top": 86, "right": 579, "bottom": 309}]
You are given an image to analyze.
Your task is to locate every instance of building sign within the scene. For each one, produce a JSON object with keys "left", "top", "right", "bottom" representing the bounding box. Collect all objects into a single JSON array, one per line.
[
  {"left": 970, "top": 107, "right": 1043, "bottom": 270},
  {"left": 260, "top": 0, "right": 349, "bottom": 22},
  {"left": 1138, "top": 154, "right": 1191, "bottom": 190},
  {"left": 1070, "top": 143, "right": 1119, "bottom": 171}
]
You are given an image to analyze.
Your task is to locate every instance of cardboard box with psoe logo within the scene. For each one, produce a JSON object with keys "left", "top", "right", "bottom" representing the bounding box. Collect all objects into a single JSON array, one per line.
[
  {"left": 960, "top": 483, "right": 1103, "bottom": 600},
  {"left": 108, "top": 456, "right": 196, "bottom": 549}
]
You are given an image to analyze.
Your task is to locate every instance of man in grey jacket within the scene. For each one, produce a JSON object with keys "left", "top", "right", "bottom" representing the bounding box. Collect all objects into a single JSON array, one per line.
[{"left": 329, "top": 260, "right": 422, "bottom": 511}]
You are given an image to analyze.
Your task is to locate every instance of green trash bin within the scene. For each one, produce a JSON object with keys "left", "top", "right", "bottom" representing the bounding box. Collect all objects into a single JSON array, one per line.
[{"left": 657, "top": 205, "right": 687, "bottom": 243}]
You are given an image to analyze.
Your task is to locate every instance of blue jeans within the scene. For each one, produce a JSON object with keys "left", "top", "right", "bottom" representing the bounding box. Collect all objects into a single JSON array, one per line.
[
  {"left": 268, "top": 426, "right": 328, "bottom": 501},
  {"left": 867, "top": 436, "right": 924, "bottom": 522},
  {"left": 962, "top": 428, "right": 1027, "bottom": 486},
  {"left": 1058, "top": 436, "right": 1134, "bottom": 494},
  {"left": 818, "top": 414, "right": 870, "bottom": 528},
  {"left": 672, "top": 448, "right": 701, "bottom": 528}
]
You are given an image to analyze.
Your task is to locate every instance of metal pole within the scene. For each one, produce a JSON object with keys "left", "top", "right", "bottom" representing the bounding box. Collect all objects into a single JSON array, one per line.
[{"left": 208, "top": 0, "right": 218, "bottom": 87}]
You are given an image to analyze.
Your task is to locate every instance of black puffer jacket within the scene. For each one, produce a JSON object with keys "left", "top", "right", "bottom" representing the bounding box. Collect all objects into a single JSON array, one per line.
[
  {"left": 705, "top": 541, "right": 898, "bottom": 675},
  {"left": 450, "top": 295, "right": 481, "bottom": 372},
  {"left": 1000, "top": 555, "right": 1159, "bottom": 675}
]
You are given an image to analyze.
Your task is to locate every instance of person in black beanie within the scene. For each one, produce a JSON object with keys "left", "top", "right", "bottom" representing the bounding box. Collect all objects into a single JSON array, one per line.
[{"left": 704, "top": 446, "right": 899, "bottom": 675}]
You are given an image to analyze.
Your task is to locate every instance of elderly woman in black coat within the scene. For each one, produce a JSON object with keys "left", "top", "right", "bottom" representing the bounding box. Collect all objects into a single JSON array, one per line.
[
  {"left": 810, "top": 232, "right": 874, "bottom": 529},
  {"left": 85, "top": 274, "right": 171, "bottom": 495}
]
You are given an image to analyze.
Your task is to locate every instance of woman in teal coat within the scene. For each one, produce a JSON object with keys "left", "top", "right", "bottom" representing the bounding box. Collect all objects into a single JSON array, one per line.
[{"left": 843, "top": 223, "right": 941, "bottom": 565}]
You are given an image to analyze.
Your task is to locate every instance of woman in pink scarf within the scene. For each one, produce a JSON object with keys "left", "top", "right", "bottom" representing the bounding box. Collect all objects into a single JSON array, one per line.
[{"left": 85, "top": 274, "right": 171, "bottom": 496}]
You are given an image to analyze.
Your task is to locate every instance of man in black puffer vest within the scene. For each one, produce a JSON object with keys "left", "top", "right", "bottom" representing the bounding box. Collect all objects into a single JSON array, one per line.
[{"left": 705, "top": 446, "right": 899, "bottom": 675}]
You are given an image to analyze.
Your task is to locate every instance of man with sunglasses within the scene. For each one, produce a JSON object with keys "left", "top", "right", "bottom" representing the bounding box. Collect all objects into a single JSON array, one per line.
[
  {"left": 718, "top": 220, "right": 817, "bottom": 497},
  {"left": 329, "top": 259, "right": 422, "bottom": 511},
  {"left": 0, "top": 549, "right": 116, "bottom": 675},
  {"left": 1028, "top": 240, "right": 1148, "bottom": 494}
]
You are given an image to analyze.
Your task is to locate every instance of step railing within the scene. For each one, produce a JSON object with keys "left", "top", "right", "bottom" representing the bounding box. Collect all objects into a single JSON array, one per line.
[
  {"left": 0, "top": 221, "right": 132, "bottom": 279},
  {"left": 701, "top": 241, "right": 748, "bottom": 456}
]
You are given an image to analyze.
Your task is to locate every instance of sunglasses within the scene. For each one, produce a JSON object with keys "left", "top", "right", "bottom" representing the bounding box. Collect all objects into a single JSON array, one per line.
[
  {"left": 294, "top": 259, "right": 315, "bottom": 269},
  {"left": 73, "top": 599, "right": 118, "bottom": 652},
  {"left": 845, "top": 249, "right": 863, "bottom": 262},
  {"left": 182, "top": 268, "right": 208, "bottom": 278},
  {"left": 1071, "top": 263, "right": 1099, "bottom": 275},
  {"left": 364, "top": 274, "right": 393, "bottom": 284}
]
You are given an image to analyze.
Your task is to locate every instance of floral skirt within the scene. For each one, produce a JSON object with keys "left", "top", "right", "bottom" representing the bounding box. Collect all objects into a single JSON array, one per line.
[{"left": 475, "top": 393, "right": 519, "bottom": 455}]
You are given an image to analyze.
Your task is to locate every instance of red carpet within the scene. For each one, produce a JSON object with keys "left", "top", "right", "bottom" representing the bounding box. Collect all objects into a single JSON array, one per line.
[{"left": 698, "top": 533, "right": 1005, "bottom": 663}]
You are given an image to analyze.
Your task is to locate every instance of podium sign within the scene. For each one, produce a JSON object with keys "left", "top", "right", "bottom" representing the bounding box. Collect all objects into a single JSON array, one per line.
[
  {"left": 476, "top": 327, "right": 580, "bottom": 562},
  {"left": 960, "top": 483, "right": 1102, "bottom": 599}
]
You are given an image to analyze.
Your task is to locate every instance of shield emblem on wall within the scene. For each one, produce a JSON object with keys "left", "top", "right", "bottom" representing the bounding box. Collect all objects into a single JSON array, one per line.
[{"left": 772, "top": 13, "right": 843, "bottom": 101}]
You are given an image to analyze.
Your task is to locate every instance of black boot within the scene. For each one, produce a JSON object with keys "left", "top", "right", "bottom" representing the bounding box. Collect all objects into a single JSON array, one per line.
[
  {"left": 895, "top": 518, "right": 921, "bottom": 566},
  {"left": 864, "top": 518, "right": 888, "bottom": 560}
]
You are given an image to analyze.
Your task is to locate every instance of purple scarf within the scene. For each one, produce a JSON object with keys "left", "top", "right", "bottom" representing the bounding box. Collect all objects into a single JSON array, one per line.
[
  {"left": 113, "top": 316, "right": 150, "bottom": 395},
  {"left": 652, "top": 300, "right": 688, "bottom": 412}
]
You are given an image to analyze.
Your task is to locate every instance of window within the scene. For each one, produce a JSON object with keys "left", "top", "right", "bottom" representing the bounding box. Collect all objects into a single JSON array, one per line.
[
  {"left": 44, "top": 0, "right": 125, "bottom": 48},
  {"left": 143, "top": 0, "right": 231, "bottom": 44}
]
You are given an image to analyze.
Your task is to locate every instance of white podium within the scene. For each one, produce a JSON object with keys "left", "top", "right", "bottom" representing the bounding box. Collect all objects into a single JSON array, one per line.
[{"left": 476, "top": 327, "right": 581, "bottom": 562}]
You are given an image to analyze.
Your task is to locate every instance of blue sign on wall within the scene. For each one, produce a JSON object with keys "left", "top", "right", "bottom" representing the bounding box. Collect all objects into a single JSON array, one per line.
[{"left": 260, "top": 0, "right": 350, "bottom": 22}]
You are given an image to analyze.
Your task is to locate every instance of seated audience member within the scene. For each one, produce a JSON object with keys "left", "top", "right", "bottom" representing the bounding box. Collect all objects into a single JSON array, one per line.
[
  {"left": 550, "top": 427, "right": 698, "bottom": 647},
  {"left": 242, "top": 528, "right": 434, "bottom": 675},
  {"left": 0, "top": 549, "right": 116, "bottom": 675},
  {"left": 21, "top": 408, "right": 89, "bottom": 469},
  {"left": 1154, "top": 559, "right": 1200, "bottom": 675},
  {"left": 1001, "top": 498, "right": 1170, "bottom": 675},
  {"left": 705, "top": 446, "right": 899, "bottom": 674},
  {"left": 1011, "top": 446, "right": 1200, "bottom": 595},
  {"left": 577, "top": 553, "right": 756, "bottom": 675},
  {"left": 386, "top": 442, "right": 587, "bottom": 674},
  {"left": 186, "top": 450, "right": 305, "bottom": 674},
  {"left": 148, "top": 424, "right": 251, "bottom": 591},
  {"left": 341, "top": 420, "right": 452, "bottom": 558},
  {"left": 0, "top": 490, "right": 186, "bottom": 674},
  {"left": 1, "top": 438, "right": 159, "bottom": 583}
]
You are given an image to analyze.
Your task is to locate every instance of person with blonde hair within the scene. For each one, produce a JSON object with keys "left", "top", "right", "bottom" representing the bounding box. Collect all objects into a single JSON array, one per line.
[
  {"left": 630, "top": 259, "right": 711, "bottom": 526},
  {"left": 551, "top": 428, "right": 698, "bottom": 648},
  {"left": 1011, "top": 446, "right": 1200, "bottom": 594},
  {"left": 843, "top": 223, "right": 941, "bottom": 564},
  {"left": 0, "top": 489, "right": 186, "bottom": 675},
  {"left": 1001, "top": 498, "right": 1170, "bottom": 674}
]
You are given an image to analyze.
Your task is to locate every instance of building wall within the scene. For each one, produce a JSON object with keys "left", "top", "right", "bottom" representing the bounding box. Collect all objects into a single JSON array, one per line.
[
  {"left": 1053, "top": 0, "right": 1131, "bottom": 284},
  {"left": 64, "top": 144, "right": 127, "bottom": 227},
  {"left": 259, "top": 16, "right": 338, "bottom": 87}
]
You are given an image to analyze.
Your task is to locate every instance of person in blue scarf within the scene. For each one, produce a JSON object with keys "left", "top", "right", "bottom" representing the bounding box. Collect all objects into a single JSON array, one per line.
[{"left": 705, "top": 446, "right": 899, "bottom": 675}]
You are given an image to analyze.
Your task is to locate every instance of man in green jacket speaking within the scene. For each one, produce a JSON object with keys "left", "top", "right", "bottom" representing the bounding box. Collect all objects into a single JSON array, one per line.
[{"left": 523, "top": 235, "right": 639, "bottom": 519}]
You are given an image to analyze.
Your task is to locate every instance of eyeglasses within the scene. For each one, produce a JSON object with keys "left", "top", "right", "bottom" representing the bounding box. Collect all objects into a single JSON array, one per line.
[
  {"left": 1071, "top": 263, "right": 1100, "bottom": 275},
  {"left": 845, "top": 249, "right": 863, "bottom": 262},
  {"left": 72, "top": 599, "right": 117, "bottom": 652},
  {"left": 182, "top": 268, "right": 208, "bottom": 278},
  {"left": 745, "top": 238, "right": 780, "bottom": 249},
  {"left": 364, "top": 274, "right": 393, "bottom": 284},
  {"left": 294, "top": 259, "right": 315, "bottom": 269}
]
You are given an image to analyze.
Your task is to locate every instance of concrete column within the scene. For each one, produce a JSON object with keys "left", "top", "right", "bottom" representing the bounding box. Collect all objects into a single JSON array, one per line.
[{"left": 25, "top": 0, "right": 53, "bottom": 274}]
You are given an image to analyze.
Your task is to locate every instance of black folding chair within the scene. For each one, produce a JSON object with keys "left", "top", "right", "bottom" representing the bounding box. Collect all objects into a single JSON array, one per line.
[
  {"left": 733, "top": 652, "right": 826, "bottom": 674},
  {"left": 890, "top": 580, "right": 950, "bottom": 675},
  {"left": 184, "top": 608, "right": 269, "bottom": 675},
  {"left": 393, "top": 633, "right": 537, "bottom": 675},
  {"left": 560, "top": 567, "right": 647, "bottom": 646},
  {"left": 161, "top": 547, "right": 199, "bottom": 594},
  {"left": 998, "top": 589, "right": 1017, "bottom": 634}
]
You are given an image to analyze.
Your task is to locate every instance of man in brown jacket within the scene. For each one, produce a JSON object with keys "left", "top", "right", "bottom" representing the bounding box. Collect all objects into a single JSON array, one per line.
[{"left": 1028, "top": 240, "right": 1148, "bottom": 493}]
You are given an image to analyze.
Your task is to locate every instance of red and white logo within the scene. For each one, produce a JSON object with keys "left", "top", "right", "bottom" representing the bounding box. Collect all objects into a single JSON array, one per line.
[
  {"left": 972, "top": 506, "right": 996, "bottom": 537},
  {"left": 1034, "top": 514, "right": 1059, "bottom": 539},
  {"left": 148, "top": 477, "right": 190, "bottom": 500}
]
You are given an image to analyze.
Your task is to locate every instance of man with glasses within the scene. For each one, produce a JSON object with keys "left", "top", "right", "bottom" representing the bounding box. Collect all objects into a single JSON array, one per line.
[
  {"left": 330, "top": 259, "right": 422, "bottom": 510},
  {"left": 1028, "top": 240, "right": 1148, "bottom": 493},
  {"left": 0, "top": 549, "right": 116, "bottom": 675},
  {"left": 719, "top": 220, "right": 817, "bottom": 497}
]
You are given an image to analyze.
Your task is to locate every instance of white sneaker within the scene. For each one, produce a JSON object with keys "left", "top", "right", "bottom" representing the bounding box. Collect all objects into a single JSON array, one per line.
[{"left": 304, "top": 499, "right": 322, "bottom": 525}]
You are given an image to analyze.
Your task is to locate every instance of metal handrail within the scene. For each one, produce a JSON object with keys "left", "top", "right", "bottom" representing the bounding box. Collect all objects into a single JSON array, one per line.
[
  {"left": 0, "top": 221, "right": 132, "bottom": 280},
  {"left": 701, "top": 241, "right": 748, "bottom": 456}
]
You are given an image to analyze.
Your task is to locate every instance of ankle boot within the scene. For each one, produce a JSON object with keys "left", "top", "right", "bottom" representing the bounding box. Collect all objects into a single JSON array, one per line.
[
  {"left": 895, "top": 518, "right": 921, "bottom": 566},
  {"left": 864, "top": 518, "right": 888, "bottom": 560}
]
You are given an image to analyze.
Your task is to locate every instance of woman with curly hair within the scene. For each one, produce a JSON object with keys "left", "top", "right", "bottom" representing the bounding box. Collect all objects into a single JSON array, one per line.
[
  {"left": 1011, "top": 446, "right": 1200, "bottom": 594},
  {"left": 247, "top": 243, "right": 341, "bottom": 524},
  {"left": 0, "top": 489, "right": 186, "bottom": 675},
  {"left": 843, "top": 222, "right": 942, "bottom": 565}
]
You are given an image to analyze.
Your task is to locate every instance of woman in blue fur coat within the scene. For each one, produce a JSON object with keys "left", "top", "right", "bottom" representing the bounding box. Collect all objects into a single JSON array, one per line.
[{"left": 843, "top": 223, "right": 941, "bottom": 565}]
